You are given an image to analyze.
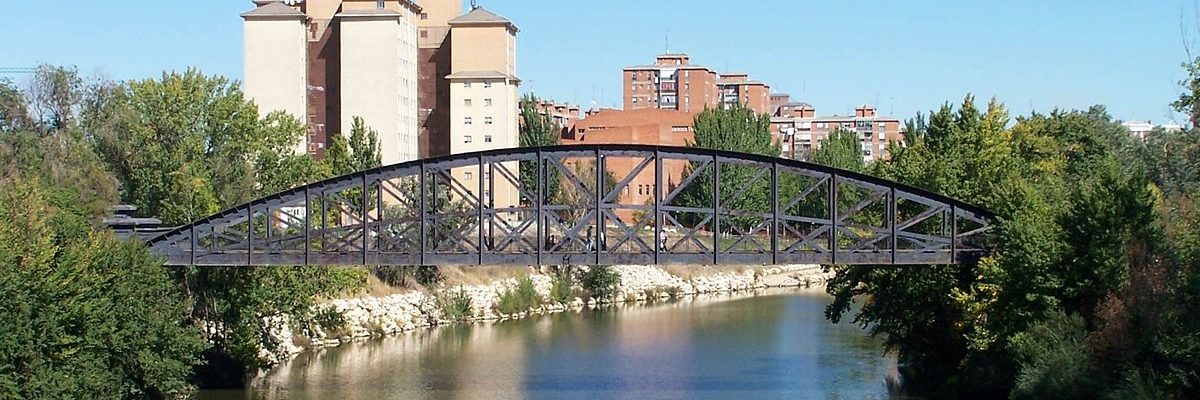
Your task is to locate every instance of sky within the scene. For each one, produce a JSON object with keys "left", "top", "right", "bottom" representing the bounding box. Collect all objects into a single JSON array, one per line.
[{"left": 2, "top": 0, "right": 1195, "bottom": 124}]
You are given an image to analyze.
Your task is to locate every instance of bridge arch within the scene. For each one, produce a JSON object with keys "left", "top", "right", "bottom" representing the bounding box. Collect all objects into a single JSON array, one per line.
[{"left": 146, "top": 144, "right": 992, "bottom": 266}]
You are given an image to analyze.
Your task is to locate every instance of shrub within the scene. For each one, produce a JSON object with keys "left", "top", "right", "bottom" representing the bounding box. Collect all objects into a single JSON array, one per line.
[
  {"left": 549, "top": 272, "right": 575, "bottom": 303},
  {"left": 579, "top": 266, "right": 621, "bottom": 301},
  {"left": 373, "top": 265, "right": 442, "bottom": 287},
  {"left": 313, "top": 306, "right": 348, "bottom": 338},
  {"left": 495, "top": 275, "right": 542, "bottom": 314},
  {"left": 1009, "top": 310, "right": 1099, "bottom": 400},
  {"left": 437, "top": 287, "right": 473, "bottom": 321}
]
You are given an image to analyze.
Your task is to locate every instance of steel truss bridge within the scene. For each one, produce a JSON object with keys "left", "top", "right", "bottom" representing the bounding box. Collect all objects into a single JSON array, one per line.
[{"left": 146, "top": 145, "right": 993, "bottom": 267}]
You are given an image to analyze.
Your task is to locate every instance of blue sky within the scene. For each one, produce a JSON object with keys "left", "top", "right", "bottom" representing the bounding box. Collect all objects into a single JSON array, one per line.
[{"left": 3, "top": 0, "right": 1193, "bottom": 123}]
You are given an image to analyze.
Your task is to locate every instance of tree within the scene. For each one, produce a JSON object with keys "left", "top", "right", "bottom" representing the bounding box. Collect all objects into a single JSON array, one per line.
[
  {"left": 0, "top": 177, "right": 206, "bottom": 398},
  {"left": 809, "top": 127, "right": 865, "bottom": 172},
  {"left": 675, "top": 103, "right": 779, "bottom": 231},
  {"left": 519, "top": 94, "right": 561, "bottom": 203},
  {"left": 27, "top": 65, "right": 84, "bottom": 131},
  {"left": 1173, "top": 56, "right": 1200, "bottom": 129},
  {"left": 90, "top": 69, "right": 318, "bottom": 225},
  {"left": 0, "top": 78, "right": 29, "bottom": 132}
]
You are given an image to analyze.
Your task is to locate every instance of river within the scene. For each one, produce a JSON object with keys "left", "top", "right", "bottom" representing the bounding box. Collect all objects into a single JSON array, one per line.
[{"left": 202, "top": 291, "right": 896, "bottom": 399}]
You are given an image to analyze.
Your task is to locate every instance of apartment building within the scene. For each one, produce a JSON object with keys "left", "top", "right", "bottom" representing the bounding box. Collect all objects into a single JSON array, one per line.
[
  {"left": 446, "top": 6, "right": 521, "bottom": 211},
  {"left": 717, "top": 73, "right": 770, "bottom": 113},
  {"left": 770, "top": 104, "right": 902, "bottom": 162},
  {"left": 623, "top": 53, "right": 773, "bottom": 115},
  {"left": 243, "top": 0, "right": 421, "bottom": 165},
  {"left": 1122, "top": 120, "right": 1183, "bottom": 139},
  {"left": 530, "top": 99, "right": 582, "bottom": 139}
]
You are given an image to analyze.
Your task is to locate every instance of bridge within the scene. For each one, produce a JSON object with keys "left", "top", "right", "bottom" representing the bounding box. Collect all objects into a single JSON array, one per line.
[{"left": 146, "top": 145, "right": 992, "bottom": 267}]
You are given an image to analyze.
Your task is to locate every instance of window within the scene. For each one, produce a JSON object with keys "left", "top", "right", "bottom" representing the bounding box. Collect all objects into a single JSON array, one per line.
[
  {"left": 420, "top": 12, "right": 428, "bottom": 20},
  {"left": 484, "top": 98, "right": 492, "bottom": 107},
  {"left": 484, "top": 80, "right": 492, "bottom": 88},
  {"left": 420, "top": 30, "right": 428, "bottom": 38},
  {"left": 672, "top": 126, "right": 689, "bottom": 132},
  {"left": 464, "top": 81, "right": 472, "bottom": 88},
  {"left": 464, "top": 99, "right": 472, "bottom": 107},
  {"left": 484, "top": 135, "right": 493, "bottom": 143},
  {"left": 464, "top": 117, "right": 472, "bottom": 125},
  {"left": 632, "top": 98, "right": 639, "bottom": 104},
  {"left": 484, "top": 117, "right": 493, "bottom": 125},
  {"left": 464, "top": 171, "right": 473, "bottom": 180},
  {"left": 464, "top": 135, "right": 473, "bottom": 143}
]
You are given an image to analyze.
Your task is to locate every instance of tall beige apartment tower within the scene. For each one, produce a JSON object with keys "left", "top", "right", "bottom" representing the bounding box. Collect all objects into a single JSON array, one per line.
[
  {"left": 446, "top": 6, "right": 520, "bottom": 210},
  {"left": 242, "top": 0, "right": 421, "bottom": 164},
  {"left": 337, "top": 1, "right": 421, "bottom": 165},
  {"left": 242, "top": 1, "right": 309, "bottom": 155}
]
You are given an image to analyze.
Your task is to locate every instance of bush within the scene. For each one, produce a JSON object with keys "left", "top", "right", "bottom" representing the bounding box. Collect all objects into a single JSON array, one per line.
[
  {"left": 549, "top": 272, "right": 575, "bottom": 303},
  {"left": 0, "top": 179, "right": 207, "bottom": 398},
  {"left": 437, "top": 287, "right": 473, "bottom": 321},
  {"left": 495, "top": 275, "right": 542, "bottom": 314},
  {"left": 579, "top": 266, "right": 620, "bottom": 301},
  {"left": 312, "top": 306, "right": 348, "bottom": 338},
  {"left": 373, "top": 265, "right": 442, "bottom": 287},
  {"left": 1009, "top": 310, "right": 1100, "bottom": 400}
]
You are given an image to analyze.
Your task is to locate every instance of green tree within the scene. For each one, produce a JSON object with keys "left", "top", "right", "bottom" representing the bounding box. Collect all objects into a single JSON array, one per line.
[
  {"left": 89, "top": 68, "right": 317, "bottom": 225},
  {"left": 809, "top": 127, "right": 865, "bottom": 172},
  {"left": 676, "top": 103, "right": 779, "bottom": 231},
  {"left": 519, "top": 94, "right": 561, "bottom": 203},
  {"left": 0, "top": 78, "right": 29, "bottom": 132},
  {"left": 0, "top": 178, "right": 206, "bottom": 399}
]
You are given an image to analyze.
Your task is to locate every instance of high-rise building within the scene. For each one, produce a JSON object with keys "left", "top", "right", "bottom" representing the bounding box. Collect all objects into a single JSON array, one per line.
[
  {"left": 717, "top": 73, "right": 770, "bottom": 113},
  {"left": 622, "top": 53, "right": 773, "bottom": 115},
  {"left": 243, "top": 0, "right": 422, "bottom": 164},
  {"left": 445, "top": 6, "right": 521, "bottom": 211},
  {"left": 338, "top": 3, "right": 421, "bottom": 165},
  {"left": 242, "top": 1, "right": 309, "bottom": 155}
]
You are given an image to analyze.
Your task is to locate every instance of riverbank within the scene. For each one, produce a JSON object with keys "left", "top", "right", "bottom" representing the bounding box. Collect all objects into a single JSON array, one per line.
[{"left": 258, "top": 264, "right": 834, "bottom": 367}]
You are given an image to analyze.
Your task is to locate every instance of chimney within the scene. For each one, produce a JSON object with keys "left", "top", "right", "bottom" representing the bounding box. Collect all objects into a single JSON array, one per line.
[{"left": 377, "top": 0, "right": 385, "bottom": 9}]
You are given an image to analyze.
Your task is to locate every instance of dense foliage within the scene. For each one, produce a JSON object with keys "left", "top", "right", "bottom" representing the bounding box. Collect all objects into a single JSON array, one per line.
[
  {"left": 0, "top": 178, "right": 207, "bottom": 399},
  {"left": 824, "top": 89, "right": 1199, "bottom": 398}
]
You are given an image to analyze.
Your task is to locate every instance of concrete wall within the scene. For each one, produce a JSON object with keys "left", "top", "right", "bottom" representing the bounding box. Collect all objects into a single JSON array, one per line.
[
  {"left": 244, "top": 17, "right": 309, "bottom": 155},
  {"left": 339, "top": 13, "right": 420, "bottom": 165},
  {"left": 450, "top": 26, "right": 516, "bottom": 75}
]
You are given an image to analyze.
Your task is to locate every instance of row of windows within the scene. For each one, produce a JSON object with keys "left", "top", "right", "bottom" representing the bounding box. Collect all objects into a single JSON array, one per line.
[
  {"left": 463, "top": 117, "right": 494, "bottom": 125},
  {"left": 463, "top": 81, "right": 494, "bottom": 88},
  {"left": 464, "top": 98, "right": 494, "bottom": 107},
  {"left": 463, "top": 135, "right": 494, "bottom": 144}
]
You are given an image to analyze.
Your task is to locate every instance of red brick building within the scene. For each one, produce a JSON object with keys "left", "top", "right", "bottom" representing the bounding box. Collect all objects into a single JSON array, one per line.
[{"left": 622, "top": 53, "right": 773, "bottom": 115}]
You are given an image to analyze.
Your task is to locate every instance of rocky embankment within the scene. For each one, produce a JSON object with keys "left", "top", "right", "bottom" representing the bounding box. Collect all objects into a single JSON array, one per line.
[{"left": 259, "top": 264, "right": 833, "bottom": 364}]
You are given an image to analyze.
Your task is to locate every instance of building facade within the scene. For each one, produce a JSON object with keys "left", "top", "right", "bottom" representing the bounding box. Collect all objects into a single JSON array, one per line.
[
  {"left": 622, "top": 53, "right": 772, "bottom": 115},
  {"left": 770, "top": 105, "right": 902, "bottom": 162},
  {"left": 446, "top": 7, "right": 521, "bottom": 212},
  {"left": 242, "top": 1, "right": 310, "bottom": 155},
  {"left": 338, "top": 5, "right": 421, "bottom": 165}
]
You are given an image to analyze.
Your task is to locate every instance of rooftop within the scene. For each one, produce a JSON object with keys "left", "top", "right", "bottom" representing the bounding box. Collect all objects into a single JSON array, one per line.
[
  {"left": 448, "top": 6, "right": 518, "bottom": 32},
  {"left": 241, "top": 1, "right": 305, "bottom": 19},
  {"left": 445, "top": 70, "right": 520, "bottom": 82}
]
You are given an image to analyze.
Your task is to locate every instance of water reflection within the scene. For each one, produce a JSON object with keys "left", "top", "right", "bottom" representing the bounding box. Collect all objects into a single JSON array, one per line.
[{"left": 208, "top": 291, "right": 893, "bottom": 399}]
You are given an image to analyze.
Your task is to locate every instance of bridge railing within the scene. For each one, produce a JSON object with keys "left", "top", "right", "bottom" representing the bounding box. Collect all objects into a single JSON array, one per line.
[{"left": 147, "top": 145, "right": 992, "bottom": 266}]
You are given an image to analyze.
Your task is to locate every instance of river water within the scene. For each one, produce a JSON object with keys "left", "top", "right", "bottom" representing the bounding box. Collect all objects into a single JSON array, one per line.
[{"left": 204, "top": 291, "right": 895, "bottom": 399}]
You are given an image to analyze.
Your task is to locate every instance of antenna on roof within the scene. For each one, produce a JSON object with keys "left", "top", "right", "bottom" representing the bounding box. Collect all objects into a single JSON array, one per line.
[
  {"left": 470, "top": 0, "right": 478, "bottom": 10},
  {"left": 665, "top": 29, "right": 670, "bottom": 53}
]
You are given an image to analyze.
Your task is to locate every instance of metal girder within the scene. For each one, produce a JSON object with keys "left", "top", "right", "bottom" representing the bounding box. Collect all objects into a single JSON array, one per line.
[{"left": 145, "top": 145, "right": 995, "bottom": 267}]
